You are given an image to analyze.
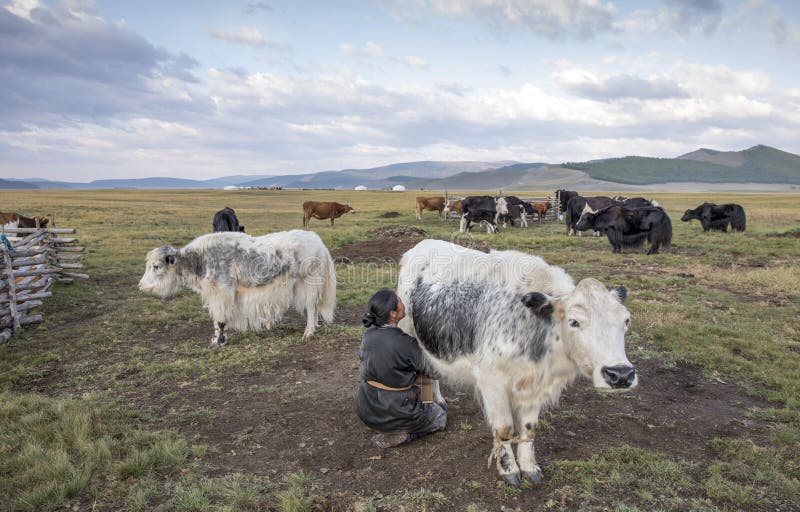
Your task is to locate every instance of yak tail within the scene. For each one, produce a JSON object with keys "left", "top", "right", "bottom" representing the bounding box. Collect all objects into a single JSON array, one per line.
[
  {"left": 649, "top": 211, "right": 673, "bottom": 249},
  {"left": 730, "top": 207, "right": 746, "bottom": 232},
  {"left": 319, "top": 252, "right": 337, "bottom": 324}
]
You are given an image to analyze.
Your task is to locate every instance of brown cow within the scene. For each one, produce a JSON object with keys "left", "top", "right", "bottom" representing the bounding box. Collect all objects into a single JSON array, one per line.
[
  {"left": 415, "top": 196, "right": 446, "bottom": 221},
  {"left": 443, "top": 199, "right": 462, "bottom": 217},
  {"left": 1, "top": 212, "right": 49, "bottom": 230},
  {"left": 532, "top": 202, "right": 550, "bottom": 223},
  {"left": 302, "top": 201, "right": 354, "bottom": 228}
]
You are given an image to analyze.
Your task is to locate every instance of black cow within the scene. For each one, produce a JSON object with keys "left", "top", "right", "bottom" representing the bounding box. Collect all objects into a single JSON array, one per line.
[
  {"left": 575, "top": 205, "right": 673, "bottom": 255},
  {"left": 555, "top": 190, "right": 579, "bottom": 214},
  {"left": 681, "top": 203, "right": 746, "bottom": 232},
  {"left": 564, "top": 196, "right": 615, "bottom": 236},
  {"left": 618, "top": 197, "right": 658, "bottom": 209},
  {"left": 213, "top": 207, "right": 245, "bottom": 233},
  {"left": 504, "top": 196, "right": 534, "bottom": 215},
  {"left": 460, "top": 196, "right": 505, "bottom": 234}
]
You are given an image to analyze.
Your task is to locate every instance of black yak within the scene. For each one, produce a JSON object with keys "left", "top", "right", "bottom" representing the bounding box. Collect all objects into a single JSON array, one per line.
[
  {"left": 575, "top": 205, "right": 673, "bottom": 255},
  {"left": 681, "top": 203, "right": 746, "bottom": 232}
]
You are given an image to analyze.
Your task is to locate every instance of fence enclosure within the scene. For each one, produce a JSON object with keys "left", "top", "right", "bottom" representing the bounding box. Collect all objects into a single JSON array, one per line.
[{"left": 0, "top": 224, "right": 87, "bottom": 344}]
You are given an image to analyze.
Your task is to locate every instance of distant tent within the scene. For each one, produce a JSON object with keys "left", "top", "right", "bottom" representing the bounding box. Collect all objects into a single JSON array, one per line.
[
  {"left": 392, "top": 185, "right": 406, "bottom": 191},
  {"left": 354, "top": 185, "right": 368, "bottom": 191},
  {"left": 223, "top": 185, "right": 239, "bottom": 190}
]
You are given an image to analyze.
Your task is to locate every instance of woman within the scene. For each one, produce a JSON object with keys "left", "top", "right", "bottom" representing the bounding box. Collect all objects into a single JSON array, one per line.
[{"left": 355, "top": 289, "right": 447, "bottom": 448}]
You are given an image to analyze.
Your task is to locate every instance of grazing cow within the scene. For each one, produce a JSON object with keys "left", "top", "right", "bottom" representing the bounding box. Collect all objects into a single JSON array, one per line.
[
  {"left": 397, "top": 240, "right": 636, "bottom": 485},
  {"left": 576, "top": 205, "right": 673, "bottom": 254},
  {"left": 138, "top": 230, "right": 336, "bottom": 347},
  {"left": 443, "top": 199, "right": 462, "bottom": 218},
  {"left": 681, "top": 203, "right": 746, "bottom": 232},
  {"left": 460, "top": 196, "right": 507, "bottom": 234},
  {"left": 415, "top": 196, "right": 446, "bottom": 221},
  {"left": 564, "top": 196, "right": 614, "bottom": 236},
  {"left": 0, "top": 212, "right": 49, "bottom": 230},
  {"left": 501, "top": 204, "right": 528, "bottom": 228},
  {"left": 213, "top": 207, "right": 245, "bottom": 233},
  {"left": 504, "top": 196, "right": 534, "bottom": 216},
  {"left": 302, "top": 201, "right": 355, "bottom": 228},
  {"left": 554, "top": 190, "right": 578, "bottom": 215},
  {"left": 532, "top": 202, "right": 550, "bottom": 223},
  {"left": 616, "top": 197, "right": 659, "bottom": 209}
]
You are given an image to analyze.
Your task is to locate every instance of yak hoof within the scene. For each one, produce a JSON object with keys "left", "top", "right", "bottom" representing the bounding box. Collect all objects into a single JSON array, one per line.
[
  {"left": 523, "top": 466, "right": 544, "bottom": 484},
  {"left": 502, "top": 471, "right": 522, "bottom": 487},
  {"left": 208, "top": 340, "right": 221, "bottom": 350}
]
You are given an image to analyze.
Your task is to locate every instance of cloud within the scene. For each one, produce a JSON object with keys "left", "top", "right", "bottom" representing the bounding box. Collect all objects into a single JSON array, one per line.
[
  {"left": 499, "top": 65, "right": 512, "bottom": 76},
  {"left": 0, "top": 2, "right": 202, "bottom": 132},
  {"left": 374, "top": 0, "right": 617, "bottom": 39},
  {"left": 340, "top": 40, "right": 427, "bottom": 68},
  {"left": 660, "top": 0, "right": 724, "bottom": 35},
  {"left": 554, "top": 64, "right": 689, "bottom": 101},
  {"left": 244, "top": 2, "right": 272, "bottom": 14},
  {"left": 209, "top": 26, "right": 267, "bottom": 46},
  {"left": 616, "top": 0, "right": 725, "bottom": 40}
]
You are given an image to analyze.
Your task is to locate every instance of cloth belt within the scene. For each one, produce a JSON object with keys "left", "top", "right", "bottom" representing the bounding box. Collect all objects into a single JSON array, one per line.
[{"left": 366, "top": 380, "right": 412, "bottom": 392}]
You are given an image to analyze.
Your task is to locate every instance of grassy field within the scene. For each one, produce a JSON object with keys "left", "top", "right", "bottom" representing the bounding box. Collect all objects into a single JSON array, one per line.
[{"left": 1, "top": 189, "right": 799, "bottom": 511}]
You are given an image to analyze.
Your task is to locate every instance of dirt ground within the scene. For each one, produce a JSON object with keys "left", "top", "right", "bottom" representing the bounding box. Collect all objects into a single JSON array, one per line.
[
  {"left": 120, "top": 303, "right": 769, "bottom": 511},
  {"left": 332, "top": 225, "right": 489, "bottom": 264},
  {"left": 13, "top": 231, "right": 775, "bottom": 511}
]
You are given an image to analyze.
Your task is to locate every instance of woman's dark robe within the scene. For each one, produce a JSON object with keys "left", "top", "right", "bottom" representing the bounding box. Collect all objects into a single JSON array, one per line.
[{"left": 354, "top": 325, "right": 439, "bottom": 434}]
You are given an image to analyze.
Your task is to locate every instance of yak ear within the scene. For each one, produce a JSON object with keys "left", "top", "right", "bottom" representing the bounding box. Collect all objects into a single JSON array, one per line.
[
  {"left": 612, "top": 285, "right": 627, "bottom": 304},
  {"left": 522, "top": 292, "right": 554, "bottom": 319}
]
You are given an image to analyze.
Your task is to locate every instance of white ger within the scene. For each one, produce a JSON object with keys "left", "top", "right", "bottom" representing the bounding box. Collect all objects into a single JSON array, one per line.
[
  {"left": 139, "top": 230, "right": 336, "bottom": 347},
  {"left": 397, "top": 239, "right": 637, "bottom": 486}
]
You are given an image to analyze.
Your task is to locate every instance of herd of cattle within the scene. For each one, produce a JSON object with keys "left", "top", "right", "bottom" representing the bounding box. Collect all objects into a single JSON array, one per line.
[
  {"left": 207, "top": 191, "right": 748, "bottom": 258},
  {"left": 1, "top": 191, "right": 749, "bottom": 487}
]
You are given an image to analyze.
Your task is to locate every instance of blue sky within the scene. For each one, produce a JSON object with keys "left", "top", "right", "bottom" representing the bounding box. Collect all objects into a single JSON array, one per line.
[{"left": 1, "top": 0, "right": 799, "bottom": 181}]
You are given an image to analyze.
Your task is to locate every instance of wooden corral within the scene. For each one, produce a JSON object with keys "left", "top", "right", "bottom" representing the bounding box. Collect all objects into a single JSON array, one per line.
[{"left": 0, "top": 224, "right": 88, "bottom": 344}]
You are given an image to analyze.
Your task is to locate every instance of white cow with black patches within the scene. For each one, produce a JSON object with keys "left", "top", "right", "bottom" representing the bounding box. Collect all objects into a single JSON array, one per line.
[
  {"left": 397, "top": 239, "right": 636, "bottom": 486},
  {"left": 139, "top": 230, "right": 336, "bottom": 348}
]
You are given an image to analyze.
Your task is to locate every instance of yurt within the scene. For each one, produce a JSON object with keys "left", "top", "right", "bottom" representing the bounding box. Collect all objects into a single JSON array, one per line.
[
  {"left": 392, "top": 185, "right": 406, "bottom": 192},
  {"left": 354, "top": 185, "right": 368, "bottom": 191}
]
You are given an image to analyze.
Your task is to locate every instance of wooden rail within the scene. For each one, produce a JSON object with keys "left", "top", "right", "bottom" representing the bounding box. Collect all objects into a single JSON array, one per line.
[{"left": 0, "top": 223, "right": 88, "bottom": 344}]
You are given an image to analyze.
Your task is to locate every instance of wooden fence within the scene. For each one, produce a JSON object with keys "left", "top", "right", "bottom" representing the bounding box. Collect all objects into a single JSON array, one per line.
[{"left": 0, "top": 226, "right": 87, "bottom": 344}]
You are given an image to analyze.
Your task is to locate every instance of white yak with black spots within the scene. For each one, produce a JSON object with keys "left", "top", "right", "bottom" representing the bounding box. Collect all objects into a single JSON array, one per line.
[
  {"left": 139, "top": 230, "right": 336, "bottom": 348},
  {"left": 397, "top": 239, "right": 637, "bottom": 486}
]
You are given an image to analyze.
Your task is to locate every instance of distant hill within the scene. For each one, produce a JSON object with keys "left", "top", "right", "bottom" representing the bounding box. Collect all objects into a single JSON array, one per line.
[
  {"left": 409, "top": 163, "right": 549, "bottom": 190},
  {"left": 563, "top": 145, "right": 800, "bottom": 185},
  {"left": 240, "top": 161, "right": 513, "bottom": 189},
  {"left": 0, "top": 179, "right": 39, "bottom": 189}
]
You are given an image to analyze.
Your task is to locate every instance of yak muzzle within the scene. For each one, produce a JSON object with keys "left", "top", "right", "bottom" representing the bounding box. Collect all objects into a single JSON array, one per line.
[{"left": 601, "top": 365, "right": 636, "bottom": 389}]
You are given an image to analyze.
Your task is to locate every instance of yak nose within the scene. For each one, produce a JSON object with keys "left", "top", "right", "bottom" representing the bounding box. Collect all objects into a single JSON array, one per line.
[{"left": 601, "top": 365, "right": 636, "bottom": 389}]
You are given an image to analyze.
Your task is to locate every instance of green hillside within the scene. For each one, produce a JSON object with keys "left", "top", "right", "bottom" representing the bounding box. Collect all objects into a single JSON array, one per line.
[{"left": 564, "top": 145, "right": 800, "bottom": 185}]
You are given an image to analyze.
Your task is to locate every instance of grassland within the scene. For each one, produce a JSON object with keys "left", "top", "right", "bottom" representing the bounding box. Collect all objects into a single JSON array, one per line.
[{"left": 1, "top": 188, "right": 798, "bottom": 511}]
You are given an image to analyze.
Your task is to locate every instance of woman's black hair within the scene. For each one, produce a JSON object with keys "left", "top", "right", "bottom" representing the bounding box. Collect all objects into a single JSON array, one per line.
[{"left": 363, "top": 288, "right": 399, "bottom": 327}]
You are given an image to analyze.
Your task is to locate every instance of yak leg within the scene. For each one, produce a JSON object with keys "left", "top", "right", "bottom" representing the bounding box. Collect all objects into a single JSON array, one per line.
[
  {"left": 479, "top": 378, "right": 521, "bottom": 486},
  {"left": 330, "top": 217, "right": 335, "bottom": 227},
  {"left": 210, "top": 320, "right": 227, "bottom": 349},
  {"left": 459, "top": 215, "right": 467, "bottom": 233},
  {"left": 303, "top": 295, "right": 318, "bottom": 338},
  {"left": 515, "top": 403, "right": 544, "bottom": 483}
]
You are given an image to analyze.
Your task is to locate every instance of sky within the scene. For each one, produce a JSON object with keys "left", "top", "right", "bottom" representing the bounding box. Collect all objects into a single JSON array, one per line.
[{"left": 1, "top": 0, "right": 799, "bottom": 181}]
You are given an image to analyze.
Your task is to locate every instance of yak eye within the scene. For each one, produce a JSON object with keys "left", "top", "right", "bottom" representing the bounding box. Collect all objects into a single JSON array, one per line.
[
  {"left": 568, "top": 319, "right": 580, "bottom": 328},
  {"left": 624, "top": 318, "right": 631, "bottom": 327},
  {"left": 153, "top": 264, "right": 160, "bottom": 270}
]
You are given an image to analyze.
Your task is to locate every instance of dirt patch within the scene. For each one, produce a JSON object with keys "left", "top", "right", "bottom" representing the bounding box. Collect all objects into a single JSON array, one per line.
[
  {"left": 333, "top": 225, "right": 427, "bottom": 264},
  {"left": 767, "top": 229, "right": 800, "bottom": 238},
  {"left": 378, "top": 211, "right": 403, "bottom": 218},
  {"left": 141, "top": 337, "right": 771, "bottom": 511},
  {"left": 333, "top": 224, "right": 490, "bottom": 264}
]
